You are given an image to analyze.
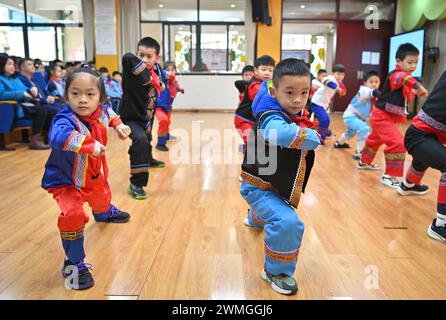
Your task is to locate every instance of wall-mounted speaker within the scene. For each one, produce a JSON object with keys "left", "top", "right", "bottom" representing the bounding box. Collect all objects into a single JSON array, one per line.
[{"left": 251, "top": 0, "right": 272, "bottom": 26}]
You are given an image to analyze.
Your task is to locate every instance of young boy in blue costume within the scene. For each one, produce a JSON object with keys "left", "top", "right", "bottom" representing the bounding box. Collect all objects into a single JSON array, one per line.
[
  {"left": 240, "top": 58, "right": 321, "bottom": 295},
  {"left": 334, "top": 71, "right": 381, "bottom": 160}
]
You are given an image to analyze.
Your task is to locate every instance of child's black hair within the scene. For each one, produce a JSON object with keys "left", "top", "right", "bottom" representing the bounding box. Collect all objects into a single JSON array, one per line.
[
  {"left": 49, "top": 62, "right": 61, "bottom": 74},
  {"left": 363, "top": 70, "right": 380, "bottom": 82},
  {"left": 317, "top": 68, "right": 327, "bottom": 76},
  {"left": 0, "top": 53, "right": 12, "bottom": 75},
  {"left": 63, "top": 65, "right": 107, "bottom": 104},
  {"left": 163, "top": 60, "right": 177, "bottom": 71},
  {"left": 396, "top": 43, "right": 420, "bottom": 61},
  {"left": 254, "top": 55, "right": 275, "bottom": 68},
  {"left": 272, "top": 58, "right": 311, "bottom": 87},
  {"left": 137, "top": 37, "right": 161, "bottom": 56},
  {"left": 112, "top": 71, "right": 121, "bottom": 77},
  {"left": 332, "top": 64, "right": 345, "bottom": 73},
  {"left": 99, "top": 66, "right": 109, "bottom": 74},
  {"left": 242, "top": 65, "right": 254, "bottom": 74}
]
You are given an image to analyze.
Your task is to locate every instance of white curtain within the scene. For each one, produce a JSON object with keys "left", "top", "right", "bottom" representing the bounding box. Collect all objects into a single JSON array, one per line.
[
  {"left": 245, "top": 0, "right": 256, "bottom": 65},
  {"left": 118, "top": 0, "right": 141, "bottom": 69},
  {"left": 81, "top": 0, "right": 95, "bottom": 62}
]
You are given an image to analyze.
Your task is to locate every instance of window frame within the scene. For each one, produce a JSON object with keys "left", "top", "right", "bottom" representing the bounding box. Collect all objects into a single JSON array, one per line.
[
  {"left": 139, "top": 0, "right": 245, "bottom": 75},
  {"left": 0, "top": 0, "right": 84, "bottom": 62}
]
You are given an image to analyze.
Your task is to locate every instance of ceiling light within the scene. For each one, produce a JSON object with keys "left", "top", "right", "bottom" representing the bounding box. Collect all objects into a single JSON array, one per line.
[
  {"left": 159, "top": 4, "right": 164, "bottom": 8},
  {"left": 18, "top": 3, "right": 23, "bottom": 7},
  {"left": 230, "top": 3, "right": 236, "bottom": 8},
  {"left": 300, "top": 5, "right": 306, "bottom": 9}
]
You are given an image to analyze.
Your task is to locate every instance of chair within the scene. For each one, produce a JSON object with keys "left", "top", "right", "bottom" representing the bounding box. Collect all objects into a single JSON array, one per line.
[{"left": 0, "top": 100, "right": 33, "bottom": 150}]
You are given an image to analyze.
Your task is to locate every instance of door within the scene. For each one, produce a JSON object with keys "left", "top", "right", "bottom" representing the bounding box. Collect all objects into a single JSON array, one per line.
[{"left": 332, "top": 21, "right": 394, "bottom": 112}]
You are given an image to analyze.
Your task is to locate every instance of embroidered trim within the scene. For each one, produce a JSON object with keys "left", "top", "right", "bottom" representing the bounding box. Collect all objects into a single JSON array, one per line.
[
  {"left": 384, "top": 103, "right": 406, "bottom": 116},
  {"left": 60, "top": 228, "right": 84, "bottom": 241},
  {"left": 384, "top": 152, "right": 405, "bottom": 160},
  {"left": 289, "top": 128, "right": 307, "bottom": 149},
  {"left": 288, "top": 151, "right": 307, "bottom": 208},
  {"left": 418, "top": 109, "right": 446, "bottom": 133},
  {"left": 131, "top": 60, "right": 146, "bottom": 76},
  {"left": 240, "top": 171, "right": 275, "bottom": 191},
  {"left": 264, "top": 243, "right": 300, "bottom": 263}
]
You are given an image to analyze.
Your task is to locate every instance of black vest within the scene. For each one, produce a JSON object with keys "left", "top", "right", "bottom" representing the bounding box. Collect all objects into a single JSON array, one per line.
[
  {"left": 241, "top": 110, "right": 315, "bottom": 209},
  {"left": 375, "top": 70, "right": 406, "bottom": 115},
  {"left": 235, "top": 77, "right": 262, "bottom": 122},
  {"left": 417, "top": 70, "right": 446, "bottom": 129}
]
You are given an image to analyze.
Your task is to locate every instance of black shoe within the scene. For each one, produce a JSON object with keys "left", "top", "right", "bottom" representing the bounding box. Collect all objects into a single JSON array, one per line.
[
  {"left": 107, "top": 205, "right": 131, "bottom": 223},
  {"left": 397, "top": 182, "right": 429, "bottom": 196},
  {"left": 156, "top": 144, "right": 169, "bottom": 152},
  {"left": 149, "top": 158, "right": 165, "bottom": 168},
  {"left": 428, "top": 219, "right": 446, "bottom": 244},
  {"left": 62, "top": 259, "right": 95, "bottom": 290},
  {"left": 334, "top": 141, "right": 351, "bottom": 148},
  {"left": 128, "top": 183, "right": 147, "bottom": 200}
]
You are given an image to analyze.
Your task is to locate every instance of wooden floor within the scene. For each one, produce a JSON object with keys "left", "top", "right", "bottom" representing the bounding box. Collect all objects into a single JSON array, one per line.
[{"left": 0, "top": 111, "right": 445, "bottom": 300}]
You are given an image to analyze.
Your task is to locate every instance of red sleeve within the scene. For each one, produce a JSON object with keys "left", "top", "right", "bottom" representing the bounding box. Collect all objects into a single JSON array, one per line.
[
  {"left": 339, "top": 82, "right": 347, "bottom": 97},
  {"left": 389, "top": 71, "right": 419, "bottom": 91},
  {"left": 247, "top": 81, "right": 261, "bottom": 101}
]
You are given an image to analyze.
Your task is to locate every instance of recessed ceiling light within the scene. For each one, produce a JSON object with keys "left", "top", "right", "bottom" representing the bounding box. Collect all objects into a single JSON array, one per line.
[
  {"left": 18, "top": 3, "right": 23, "bottom": 6},
  {"left": 300, "top": 5, "right": 306, "bottom": 9},
  {"left": 178, "top": 27, "right": 184, "bottom": 30},
  {"left": 159, "top": 4, "right": 164, "bottom": 8},
  {"left": 230, "top": 3, "right": 236, "bottom": 8}
]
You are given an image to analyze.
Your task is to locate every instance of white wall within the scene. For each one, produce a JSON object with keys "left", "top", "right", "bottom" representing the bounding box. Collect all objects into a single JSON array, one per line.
[{"left": 174, "top": 74, "right": 240, "bottom": 110}]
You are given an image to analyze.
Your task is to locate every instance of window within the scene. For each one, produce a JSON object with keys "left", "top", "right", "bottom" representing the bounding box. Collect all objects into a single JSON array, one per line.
[
  {"left": 0, "top": 0, "right": 25, "bottom": 23},
  {"left": 282, "top": 23, "right": 332, "bottom": 75},
  {"left": 0, "top": 0, "right": 85, "bottom": 62},
  {"left": 140, "top": 0, "right": 246, "bottom": 73},
  {"left": 0, "top": 25, "right": 25, "bottom": 56}
]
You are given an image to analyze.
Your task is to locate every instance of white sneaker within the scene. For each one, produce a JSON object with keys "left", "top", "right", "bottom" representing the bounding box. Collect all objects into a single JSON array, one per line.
[
  {"left": 356, "top": 161, "right": 380, "bottom": 170},
  {"left": 381, "top": 175, "right": 400, "bottom": 189},
  {"left": 244, "top": 217, "right": 254, "bottom": 227}
]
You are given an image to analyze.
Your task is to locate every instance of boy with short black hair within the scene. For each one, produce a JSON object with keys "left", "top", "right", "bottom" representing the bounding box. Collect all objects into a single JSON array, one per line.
[
  {"left": 334, "top": 70, "right": 381, "bottom": 159},
  {"left": 310, "top": 64, "right": 347, "bottom": 143},
  {"left": 234, "top": 55, "right": 275, "bottom": 149},
  {"left": 358, "top": 43, "right": 428, "bottom": 188},
  {"left": 120, "top": 36, "right": 165, "bottom": 200},
  {"left": 240, "top": 58, "right": 321, "bottom": 295},
  {"left": 234, "top": 65, "right": 255, "bottom": 102}
]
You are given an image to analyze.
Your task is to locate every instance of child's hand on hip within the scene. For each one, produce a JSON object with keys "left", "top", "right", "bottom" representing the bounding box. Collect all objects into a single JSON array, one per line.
[
  {"left": 116, "top": 124, "right": 132, "bottom": 140},
  {"left": 93, "top": 141, "right": 106, "bottom": 157},
  {"left": 415, "top": 85, "right": 428, "bottom": 97}
]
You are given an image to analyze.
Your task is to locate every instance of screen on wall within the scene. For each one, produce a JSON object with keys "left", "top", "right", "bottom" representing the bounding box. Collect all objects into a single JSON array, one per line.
[{"left": 388, "top": 29, "right": 425, "bottom": 78}]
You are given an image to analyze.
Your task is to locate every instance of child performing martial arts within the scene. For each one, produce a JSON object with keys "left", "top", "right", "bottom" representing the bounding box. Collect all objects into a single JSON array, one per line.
[
  {"left": 42, "top": 66, "right": 132, "bottom": 290},
  {"left": 334, "top": 71, "right": 381, "bottom": 160},
  {"left": 240, "top": 58, "right": 321, "bottom": 295}
]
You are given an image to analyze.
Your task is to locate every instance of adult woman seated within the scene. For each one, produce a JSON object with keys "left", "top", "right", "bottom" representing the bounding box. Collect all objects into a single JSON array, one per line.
[{"left": 0, "top": 54, "right": 52, "bottom": 149}]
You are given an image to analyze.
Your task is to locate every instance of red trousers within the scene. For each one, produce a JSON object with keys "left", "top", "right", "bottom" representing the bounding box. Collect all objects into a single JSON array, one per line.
[
  {"left": 49, "top": 174, "right": 111, "bottom": 232},
  {"left": 234, "top": 115, "right": 254, "bottom": 146},
  {"left": 361, "top": 108, "right": 406, "bottom": 177},
  {"left": 156, "top": 108, "right": 171, "bottom": 136}
]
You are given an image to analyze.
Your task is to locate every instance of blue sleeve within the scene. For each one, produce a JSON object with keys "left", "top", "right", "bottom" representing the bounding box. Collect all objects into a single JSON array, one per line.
[
  {"left": 0, "top": 80, "right": 25, "bottom": 101},
  {"left": 49, "top": 116, "right": 76, "bottom": 150},
  {"left": 259, "top": 113, "right": 321, "bottom": 150},
  {"left": 326, "top": 81, "right": 338, "bottom": 90}
]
